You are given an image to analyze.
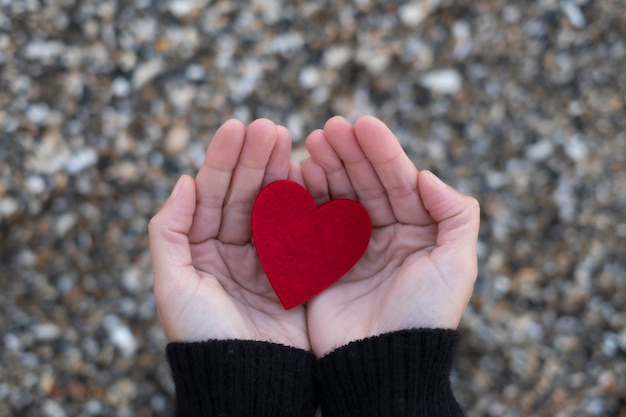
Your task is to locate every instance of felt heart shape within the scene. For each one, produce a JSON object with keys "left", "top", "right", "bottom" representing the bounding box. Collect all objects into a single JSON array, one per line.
[{"left": 251, "top": 180, "right": 371, "bottom": 310}]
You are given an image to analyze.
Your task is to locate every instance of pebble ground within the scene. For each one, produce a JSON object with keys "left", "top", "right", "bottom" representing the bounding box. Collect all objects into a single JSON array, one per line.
[{"left": 1, "top": 0, "right": 625, "bottom": 416}]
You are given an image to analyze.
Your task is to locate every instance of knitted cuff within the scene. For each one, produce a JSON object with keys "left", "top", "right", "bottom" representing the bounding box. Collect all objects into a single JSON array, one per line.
[
  {"left": 166, "top": 339, "right": 317, "bottom": 417},
  {"left": 316, "top": 328, "right": 465, "bottom": 417}
]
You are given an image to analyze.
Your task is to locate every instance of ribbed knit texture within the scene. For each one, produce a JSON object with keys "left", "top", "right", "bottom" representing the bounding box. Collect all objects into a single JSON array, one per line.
[
  {"left": 316, "top": 328, "right": 464, "bottom": 417},
  {"left": 166, "top": 339, "right": 317, "bottom": 417}
]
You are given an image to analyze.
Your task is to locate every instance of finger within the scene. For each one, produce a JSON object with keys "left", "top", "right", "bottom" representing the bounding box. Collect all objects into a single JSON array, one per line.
[
  {"left": 288, "top": 161, "right": 305, "bottom": 188},
  {"left": 149, "top": 175, "right": 198, "bottom": 297},
  {"left": 190, "top": 119, "right": 246, "bottom": 243},
  {"left": 302, "top": 157, "right": 330, "bottom": 206},
  {"left": 305, "top": 129, "right": 357, "bottom": 200},
  {"left": 322, "top": 116, "right": 395, "bottom": 227},
  {"left": 353, "top": 115, "right": 432, "bottom": 225},
  {"left": 419, "top": 170, "right": 480, "bottom": 277},
  {"left": 219, "top": 118, "right": 277, "bottom": 244},
  {"left": 262, "top": 125, "right": 292, "bottom": 187}
]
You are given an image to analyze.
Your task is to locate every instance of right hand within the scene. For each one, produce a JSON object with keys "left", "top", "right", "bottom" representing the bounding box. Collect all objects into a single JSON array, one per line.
[{"left": 302, "top": 116, "right": 480, "bottom": 356}]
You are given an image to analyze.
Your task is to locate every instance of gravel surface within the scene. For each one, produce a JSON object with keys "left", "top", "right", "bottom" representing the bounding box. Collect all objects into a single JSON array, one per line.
[{"left": 1, "top": 0, "right": 625, "bottom": 416}]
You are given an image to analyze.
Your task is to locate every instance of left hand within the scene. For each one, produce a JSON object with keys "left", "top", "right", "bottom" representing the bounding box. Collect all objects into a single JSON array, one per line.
[{"left": 149, "top": 119, "right": 310, "bottom": 350}]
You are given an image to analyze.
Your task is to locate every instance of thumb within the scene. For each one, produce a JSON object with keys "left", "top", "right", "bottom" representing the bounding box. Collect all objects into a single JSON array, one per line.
[
  {"left": 418, "top": 170, "right": 480, "bottom": 272},
  {"left": 148, "top": 175, "right": 198, "bottom": 296}
]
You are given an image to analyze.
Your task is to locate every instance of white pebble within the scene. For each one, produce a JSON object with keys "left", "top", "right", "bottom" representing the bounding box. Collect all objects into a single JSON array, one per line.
[
  {"left": 420, "top": 69, "right": 462, "bottom": 94},
  {"left": 24, "top": 41, "right": 65, "bottom": 60},
  {"left": 185, "top": 64, "right": 205, "bottom": 81},
  {"left": 54, "top": 213, "right": 77, "bottom": 236},
  {"left": 286, "top": 113, "right": 304, "bottom": 142},
  {"left": 64, "top": 148, "right": 98, "bottom": 174},
  {"left": 398, "top": 0, "right": 440, "bottom": 27},
  {"left": 103, "top": 315, "right": 137, "bottom": 357},
  {"left": 563, "top": 133, "right": 587, "bottom": 162},
  {"left": 299, "top": 66, "right": 321, "bottom": 89},
  {"left": 122, "top": 267, "right": 143, "bottom": 294},
  {"left": 32, "top": 323, "right": 62, "bottom": 341},
  {"left": 83, "top": 400, "right": 104, "bottom": 415},
  {"left": 171, "top": 0, "right": 210, "bottom": 18},
  {"left": 561, "top": 1, "right": 586, "bottom": 28},
  {"left": 42, "top": 400, "right": 67, "bottom": 417},
  {"left": 323, "top": 45, "right": 353, "bottom": 68},
  {"left": 271, "top": 32, "right": 304, "bottom": 54},
  {"left": 229, "top": 59, "right": 262, "bottom": 102},
  {"left": 25, "top": 175, "right": 46, "bottom": 194},
  {"left": 164, "top": 123, "right": 190, "bottom": 155},
  {"left": 4, "top": 333, "right": 20, "bottom": 352},
  {"left": 132, "top": 58, "right": 164, "bottom": 89},
  {"left": 111, "top": 77, "right": 132, "bottom": 97},
  {"left": 525, "top": 140, "right": 554, "bottom": 161},
  {"left": 27, "top": 103, "right": 50, "bottom": 124},
  {"left": 0, "top": 198, "right": 19, "bottom": 218}
]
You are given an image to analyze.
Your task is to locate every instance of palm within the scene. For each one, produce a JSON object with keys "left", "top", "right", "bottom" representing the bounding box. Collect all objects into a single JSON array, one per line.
[
  {"left": 150, "top": 119, "right": 309, "bottom": 350},
  {"left": 302, "top": 116, "right": 478, "bottom": 356},
  {"left": 308, "top": 222, "right": 462, "bottom": 355},
  {"left": 181, "top": 240, "right": 308, "bottom": 347}
]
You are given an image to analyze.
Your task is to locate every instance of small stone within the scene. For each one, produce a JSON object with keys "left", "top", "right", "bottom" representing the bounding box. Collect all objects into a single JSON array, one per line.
[
  {"left": 398, "top": 0, "right": 440, "bottom": 28},
  {"left": 228, "top": 59, "right": 262, "bottom": 102},
  {"left": 452, "top": 20, "right": 472, "bottom": 61},
  {"left": 23, "top": 41, "right": 65, "bottom": 61},
  {"left": 0, "top": 198, "right": 19, "bottom": 218},
  {"left": 420, "top": 69, "right": 462, "bottom": 94},
  {"left": 552, "top": 177, "right": 577, "bottom": 222},
  {"left": 167, "top": 84, "right": 196, "bottom": 110},
  {"left": 111, "top": 77, "right": 131, "bottom": 97},
  {"left": 4, "top": 333, "right": 20, "bottom": 352},
  {"left": 32, "top": 324, "right": 62, "bottom": 341},
  {"left": 323, "top": 46, "right": 353, "bottom": 68},
  {"left": 54, "top": 213, "right": 77, "bottom": 237},
  {"left": 602, "top": 332, "right": 619, "bottom": 357},
  {"left": 64, "top": 148, "right": 98, "bottom": 174},
  {"left": 25, "top": 175, "right": 47, "bottom": 195},
  {"left": 185, "top": 64, "right": 205, "bottom": 81},
  {"left": 286, "top": 113, "right": 304, "bottom": 142},
  {"left": 167, "top": 0, "right": 204, "bottom": 18},
  {"left": 39, "top": 372, "right": 55, "bottom": 395},
  {"left": 26, "top": 103, "right": 50, "bottom": 125},
  {"left": 299, "top": 66, "right": 321, "bottom": 89},
  {"left": 103, "top": 315, "right": 137, "bottom": 357},
  {"left": 132, "top": 58, "right": 164, "bottom": 89},
  {"left": 525, "top": 140, "right": 554, "bottom": 161},
  {"left": 83, "top": 400, "right": 104, "bottom": 415},
  {"left": 271, "top": 32, "right": 305, "bottom": 54},
  {"left": 164, "top": 123, "right": 190, "bottom": 156},
  {"left": 563, "top": 133, "right": 587, "bottom": 162},
  {"left": 42, "top": 399, "right": 67, "bottom": 417},
  {"left": 561, "top": 1, "right": 586, "bottom": 28},
  {"left": 585, "top": 398, "right": 604, "bottom": 415},
  {"left": 121, "top": 267, "right": 143, "bottom": 294}
]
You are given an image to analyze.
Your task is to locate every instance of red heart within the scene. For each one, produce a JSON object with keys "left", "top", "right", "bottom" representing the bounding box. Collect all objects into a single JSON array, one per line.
[{"left": 251, "top": 180, "right": 371, "bottom": 309}]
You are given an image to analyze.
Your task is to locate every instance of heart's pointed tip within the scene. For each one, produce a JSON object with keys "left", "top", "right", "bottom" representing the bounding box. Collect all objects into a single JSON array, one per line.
[{"left": 278, "top": 295, "right": 306, "bottom": 310}]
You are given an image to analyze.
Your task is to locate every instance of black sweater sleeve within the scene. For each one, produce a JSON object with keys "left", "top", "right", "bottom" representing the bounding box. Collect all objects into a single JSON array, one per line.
[
  {"left": 166, "top": 329, "right": 464, "bottom": 417},
  {"left": 316, "top": 328, "right": 464, "bottom": 417},
  {"left": 166, "top": 339, "right": 317, "bottom": 417}
]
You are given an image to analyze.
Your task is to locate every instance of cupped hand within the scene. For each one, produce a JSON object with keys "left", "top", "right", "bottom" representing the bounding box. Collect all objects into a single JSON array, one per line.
[
  {"left": 149, "top": 119, "right": 310, "bottom": 350},
  {"left": 302, "top": 116, "right": 480, "bottom": 357}
]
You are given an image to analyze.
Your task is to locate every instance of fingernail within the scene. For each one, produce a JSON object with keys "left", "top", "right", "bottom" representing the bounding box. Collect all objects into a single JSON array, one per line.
[
  {"left": 170, "top": 176, "right": 185, "bottom": 197},
  {"left": 429, "top": 171, "right": 447, "bottom": 188}
]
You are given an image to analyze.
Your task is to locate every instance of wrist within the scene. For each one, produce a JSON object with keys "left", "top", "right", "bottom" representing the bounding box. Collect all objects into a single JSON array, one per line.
[
  {"left": 167, "top": 339, "right": 317, "bottom": 417},
  {"left": 316, "top": 328, "right": 465, "bottom": 417}
]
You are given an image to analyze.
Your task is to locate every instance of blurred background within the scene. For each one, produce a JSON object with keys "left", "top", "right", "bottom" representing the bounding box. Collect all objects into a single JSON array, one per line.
[{"left": 1, "top": 0, "right": 625, "bottom": 415}]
